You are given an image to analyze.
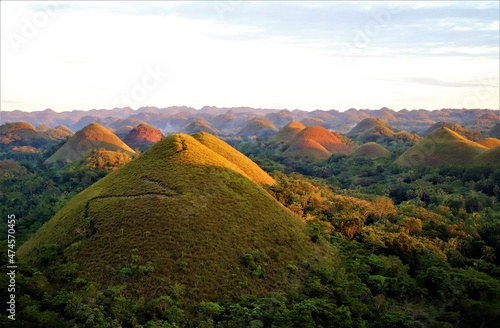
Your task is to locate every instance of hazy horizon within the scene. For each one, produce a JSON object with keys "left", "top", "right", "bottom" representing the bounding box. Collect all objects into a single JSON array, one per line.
[{"left": 1, "top": 1, "right": 499, "bottom": 113}]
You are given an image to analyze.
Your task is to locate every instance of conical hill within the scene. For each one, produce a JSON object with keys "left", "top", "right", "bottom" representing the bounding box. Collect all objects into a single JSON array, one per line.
[
  {"left": 284, "top": 126, "right": 351, "bottom": 159},
  {"left": 192, "top": 132, "right": 275, "bottom": 186},
  {"left": 46, "top": 123, "right": 135, "bottom": 163},
  {"left": 349, "top": 142, "right": 390, "bottom": 159},
  {"left": 272, "top": 121, "right": 306, "bottom": 143},
  {"left": 396, "top": 127, "right": 487, "bottom": 167},
  {"left": 19, "top": 134, "right": 330, "bottom": 303}
]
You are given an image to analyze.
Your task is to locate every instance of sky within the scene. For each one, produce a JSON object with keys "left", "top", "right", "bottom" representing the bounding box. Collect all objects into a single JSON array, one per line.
[{"left": 1, "top": 1, "right": 499, "bottom": 112}]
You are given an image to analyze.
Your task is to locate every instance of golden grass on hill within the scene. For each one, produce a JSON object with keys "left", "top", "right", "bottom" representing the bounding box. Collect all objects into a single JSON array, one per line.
[
  {"left": 192, "top": 132, "right": 275, "bottom": 186},
  {"left": 397, "top": 127, "right": 488, "bottom": 167},
  {"left": 46, "top": 123, "right": 135, "bottom": 163},
  {"left": 272, "top": 121, "right": 306, "bottom": 143},
  {"left": 19, "top": 133, "right": 333, "bottom": 304},
  {"left": 349, "top": 142, "right": 390, "bottom": 159},
  {"left": 477, "top": 138, "right": 500, "bottom": 148}
]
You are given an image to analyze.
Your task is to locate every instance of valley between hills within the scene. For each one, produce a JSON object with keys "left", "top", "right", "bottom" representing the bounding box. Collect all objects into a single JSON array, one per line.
[{"left": 1, "top": 107, "right": 499, "bottom": 327}]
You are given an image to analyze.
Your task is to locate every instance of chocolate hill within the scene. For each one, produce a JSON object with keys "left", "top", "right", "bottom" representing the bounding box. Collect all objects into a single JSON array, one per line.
[
  {"left": 45, "top": 123, "right": 135, "bottom": 163},
  {"left": 396, "top": 127, "right": 488, "bottom": 167},
  {"left": 19, "top": 133, "right": 330, "bottom": 304},
  {"left": 284, "top": 126, "right": 352, "bottom": 160},
  {"left": 124, "top": 123, "right": 163, "bottom": 151}
]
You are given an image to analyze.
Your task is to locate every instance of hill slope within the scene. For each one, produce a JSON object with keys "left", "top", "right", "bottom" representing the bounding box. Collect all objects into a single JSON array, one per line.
[
  {"left": 19, "top": 134, "right": 330, "bottom": 304},
  {"left": 474, "top": 146, "right": 500, "bottom": 165},
  {"left": 192, "top": 132, "right": 275, "bottom": 185},
  {"left": 477, "top": 138, "right": 500, "bottom": 148},
  {"left": 46, "top": 123, "right": 135, "bottom": 163},
  {"left": 397, "top": 127, "right": 487, "bottom": 167}
]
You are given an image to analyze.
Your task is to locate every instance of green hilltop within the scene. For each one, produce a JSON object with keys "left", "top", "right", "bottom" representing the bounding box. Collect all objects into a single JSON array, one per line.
[
  {"left": 19, "top": 133, "right": 331, "bottom": 304},
  {"left": 396, "top": 127, "right": 488, "bottom": 167},
  {"left": 46, "top": 123, "right": 135, "bottom": 163},
  {"left": 349, "top": 142, "right": 390, "bottom": 159}
]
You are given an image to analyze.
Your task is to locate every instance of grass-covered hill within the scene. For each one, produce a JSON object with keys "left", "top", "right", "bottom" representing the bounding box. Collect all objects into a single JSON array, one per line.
[
  {"left": 349, "top": 142, "right": 391, "bottom": 159},
  {"left": 474, "top": 146, "right": 500, "bottom": 166},
  {"left": 183, "top": 119, "right": 219, "bottom": 135},
  {"left": 19, "top": 133, "right": 331, "bottom": 304},
  {"left": 45, "top": 125, "right": 74, "bottom": 140},
  {"left": 424, "top": 121, "right": 480, "bottom": 141},
  {"left": 124, "top": 123, "right": 163, "bottom": 151},
  {"left": 237, "top": 118, "right": 278, "bottom": 138},
  {"left": 45, "top": 123, "right": 136, "bottom": 163},
  {"left": 272, "top": 121, "right": 306, "bottom": 143},
  {"left": 284, "top": 126, "right": 352, "bottom": 160},
  {"left": 396, "top": 127, "right": 488, "bottom": 167},
  {"left": 192, "top": 132, "right": 275, "bottom": 186},
  {"left": 477, "top": 137, "right": 500, "bottom": 148},
  {"left": 0, "top": 121, "right": 49, "bottom": 148},
  {"left": 348, "top": 118, "right": 389, "bottom": 136}
]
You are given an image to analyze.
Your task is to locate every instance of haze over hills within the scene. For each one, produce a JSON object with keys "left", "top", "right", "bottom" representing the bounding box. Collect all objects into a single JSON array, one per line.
[
  {"left": 19, "top": 133, "right": 331, "bottom": 303},
  {"left": 3, "top": 107, "right": 498, "bottom": 136},
  {"left": 237, "top": 118, "right": 278, "bottom": 138},
  {"left": 396, "top": 127, "right": 489, "bottom": 167},
  {"left": 45, "top": 123, "right": 136, "bottom": 163}
]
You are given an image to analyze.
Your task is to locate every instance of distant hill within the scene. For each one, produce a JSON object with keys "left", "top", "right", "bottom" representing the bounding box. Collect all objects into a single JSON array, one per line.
[
  {"left": 348, "top": 118, "right": 389, "bottom": 136},
  {"left": 396, "top": 127, "right": 487, "bottom": 167},
  {"left": 114, "top": 125, "right": 134, "bottom": 139},
  {"left": 349, "top": 142, "right": 390, "bottom": 159},
  {"left": 0, "top": 121, "right": 49, "bottom": 148},
  {"left": 46, "top": 123, "right": 135, "bottom": 163},
  {"left": 19, "top": 133, "right": 330, "bottom": 304},
  {"left": 272, "top": 121, "right": 306, "bottom": 143},
  {"left": 45, "top": 125, "right": 74, "bottom": 140},
  {"left": 124, "top": 123, "right": 163, "bottom": 151},
  {"left": 183, "top": 119, "right": 219, "bottom": 135},
  {"left": 486, "top": 123, "right": 500, "bottom": 138},
  {"left": 237, "top": 118, "right": 277, "bottom": 138},
  {"left": 424, "top": 122, "right": 480, "bottom": 141},
  {"left": 284, "top": 126, "right": 352, "bottom": 160},
  {"left": 2, "top": 107, "right": 499, "bottom": 136}
]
